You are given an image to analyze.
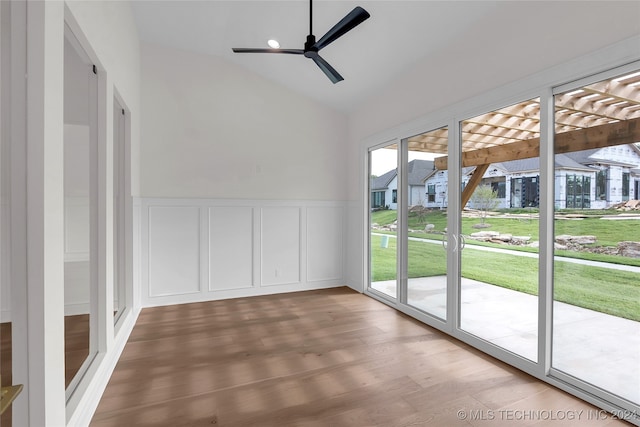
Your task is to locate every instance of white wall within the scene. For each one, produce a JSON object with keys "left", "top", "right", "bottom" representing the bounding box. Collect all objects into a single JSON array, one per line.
[
  {"left": 140, "top": 43, "right": 348, "bottom": 201},
  {"left": 138, "top": 44, "right": 350, "bottom": 309}
]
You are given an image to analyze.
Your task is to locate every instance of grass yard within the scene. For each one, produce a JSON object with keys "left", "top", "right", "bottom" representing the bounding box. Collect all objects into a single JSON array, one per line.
[
  {"left": 373, "top": 209, "right": 640, "bottom": 267},
  {"left": 370, "top": 233, "right": 640, "bottom": 321}
]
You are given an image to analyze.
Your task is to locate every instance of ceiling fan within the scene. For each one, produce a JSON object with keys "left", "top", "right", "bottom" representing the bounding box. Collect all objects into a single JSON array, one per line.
[{"left": 232, "top": 0, "right": 370, "bottom": 84}]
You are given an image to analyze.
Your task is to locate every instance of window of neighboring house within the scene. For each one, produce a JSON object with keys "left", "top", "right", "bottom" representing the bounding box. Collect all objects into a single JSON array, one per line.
[
  {"left": 566, "top": 174, "right": 591, "bottom": 209},
  {"left": 372, "top": 191, "right": 385, "bottom": 208},
  {"left": 583, "top": 176, "right": 591, "bottom": 208},
  {"left": 596, "top": 169, "right": 607, "bottom": 200},
  {"left": 392, "top": 189, "right": 397, "bottom": 203},
  {"left": 427, "top": 184, "right": 436, "bottom": 202},
  {"left": 491, "top": 181, "right": 506, "bottom": 198},
  {"left": 566, "top": 175, "right": 575, "bottom": 208},
  {"left": 622, "top": 172, "right": 630, "bottom": 201}
]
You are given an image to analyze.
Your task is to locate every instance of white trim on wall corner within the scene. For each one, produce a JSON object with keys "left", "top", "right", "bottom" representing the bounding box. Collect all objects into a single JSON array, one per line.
[{"left": 140, "top": 198, "right": 347, "bottom": 308}]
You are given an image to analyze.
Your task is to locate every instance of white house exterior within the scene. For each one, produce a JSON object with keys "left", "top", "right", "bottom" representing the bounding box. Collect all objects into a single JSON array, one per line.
[
  {"left": 370, "top": 159, "right": 436, "bottom": 210},
  {"left": 374, "top": 144, "right": 640, "bottom": 210},
  {"left": 370, "top": 169, "right": 397, "bottom": 210}
]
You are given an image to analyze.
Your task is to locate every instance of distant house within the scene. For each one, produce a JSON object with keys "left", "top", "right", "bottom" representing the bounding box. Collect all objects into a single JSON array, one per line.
[
  {"left": 370, "top": 169, "right": 397, "bottom": 210},
  {"left": 374, "top": 144, "right": 640, "bottom": 210},
  {"left": 370, "top": 160, "right": 435, "bottom": 210}
]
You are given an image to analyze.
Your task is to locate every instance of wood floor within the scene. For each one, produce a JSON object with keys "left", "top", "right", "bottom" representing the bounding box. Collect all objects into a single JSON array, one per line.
[
  {"left": 1, "top": 314, "right": 89, "bottom": 426},
  {"left": 90, "top": 287, "right": 630, "bottom": 427}
]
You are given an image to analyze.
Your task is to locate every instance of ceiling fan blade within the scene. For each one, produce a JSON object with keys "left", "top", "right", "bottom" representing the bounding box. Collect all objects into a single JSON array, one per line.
[
  {"left": 309, "top": 53, "right": 344, "bottom": 84},
  {"left": 313, "top": 6, "right": 370, "bottom": 51},
  {"left": 232, "top": 48, "right": 305, "bottom": 55}
]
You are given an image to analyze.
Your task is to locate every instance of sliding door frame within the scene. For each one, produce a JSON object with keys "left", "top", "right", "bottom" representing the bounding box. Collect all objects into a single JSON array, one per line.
[
  {"left": 548, "top": 61, "right": 640, "bottom": 416},
  {"left": 362, "top": 41, "right": 640, "bottom": 424}
]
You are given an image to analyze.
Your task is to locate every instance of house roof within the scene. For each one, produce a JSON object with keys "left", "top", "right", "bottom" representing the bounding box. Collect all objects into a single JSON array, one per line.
[
  {"left": 554, "top": 153, "right": 598, "bottom": 171},
  {"left": 486, "top": 154, "right": 594, "bottom": 175},
  {"left": 408, "top": 159, "right": 435, "bottom": 186},
  {"left": 371, "top": 159, "right": 435, "bottom": 190},
  {"left": 370, "top": 168, "right": 396, "bottom": 191}
]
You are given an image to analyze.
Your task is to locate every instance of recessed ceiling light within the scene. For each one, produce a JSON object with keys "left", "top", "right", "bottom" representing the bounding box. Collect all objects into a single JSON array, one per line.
[{"left": 267, "top": 39, "right": 280, "bottom": 49}]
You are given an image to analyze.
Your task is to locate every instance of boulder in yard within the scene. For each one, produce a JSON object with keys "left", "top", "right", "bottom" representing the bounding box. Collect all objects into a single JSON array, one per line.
[
  {"left": 555, "top": 235, "right": 596, "bottom": 245},
  {"left": 618, "top": 241, "right": 640, "bottom": 258}
]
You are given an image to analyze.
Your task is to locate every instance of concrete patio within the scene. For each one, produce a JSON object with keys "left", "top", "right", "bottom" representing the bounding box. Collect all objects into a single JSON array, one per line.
[{"left": 371, "top": 276, "right": 640, "bottom": 405}]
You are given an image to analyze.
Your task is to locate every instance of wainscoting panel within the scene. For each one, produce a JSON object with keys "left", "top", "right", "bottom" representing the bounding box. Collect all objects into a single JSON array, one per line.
[
  {"left": 307, "top": 206, "right": 343, "bottom": 282},
  {"left": 209, "top": 207, "right": 254, "bottom": 291},
  {"left": 141, "top": 199, "right": 346, "bottom": 307},
  {"left": 147, "top": 206, "right": 201, "bottom": 297},
  {"left": 260, "top": 207, "right": 301, "bottom": 286}
]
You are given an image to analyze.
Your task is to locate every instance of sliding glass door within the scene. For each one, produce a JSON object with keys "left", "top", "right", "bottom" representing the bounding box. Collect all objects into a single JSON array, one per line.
[
  {"left": 365, "top": 62, "right": 640, "bottom": 422},
  {"left": 64, "top": 25, "right": 98, "bottom": 392},
  {"left": 404, "top": 128, "right": 449, "bottom": 320},
  {"left": 552, "top": 69, "right": 640, "bottom": 407},
  {"left": 459, "top": 100, "right": 541, "bottom": 362},
  {"left": 369, "top": 143, "right": 398, "bottom": 300}
]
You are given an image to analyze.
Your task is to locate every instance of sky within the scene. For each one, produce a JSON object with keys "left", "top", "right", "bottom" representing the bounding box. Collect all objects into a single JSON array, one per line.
[{"left": 370, "top": 148, "right": 437, "bottom": 176}]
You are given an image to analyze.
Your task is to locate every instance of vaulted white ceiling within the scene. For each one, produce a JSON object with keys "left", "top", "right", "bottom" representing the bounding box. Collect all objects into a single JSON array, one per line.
[{"left": 131, "top": 1, "right": 640, "bottom": 113}]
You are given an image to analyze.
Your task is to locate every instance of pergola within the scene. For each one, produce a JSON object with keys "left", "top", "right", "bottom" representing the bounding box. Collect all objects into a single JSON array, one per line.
[{"left": 404, "top": 71, "right": 640, "bottom": 207}]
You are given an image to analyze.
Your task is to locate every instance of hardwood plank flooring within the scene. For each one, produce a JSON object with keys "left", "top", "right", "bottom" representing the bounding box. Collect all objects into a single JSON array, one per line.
[
  {"left": 90, "top": 287, "right": 630, "bottom": 426},
  {"left": 1, "top": 314, "right": 89, "bottom": 426},
  {"left": 1, "top": 321, "right": 13, "bottom": 425}
]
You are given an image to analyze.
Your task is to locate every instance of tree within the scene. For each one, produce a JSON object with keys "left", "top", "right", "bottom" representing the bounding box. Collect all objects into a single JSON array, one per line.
[{"left": 469, "top": 184, "right": 500, "bottom": 225}]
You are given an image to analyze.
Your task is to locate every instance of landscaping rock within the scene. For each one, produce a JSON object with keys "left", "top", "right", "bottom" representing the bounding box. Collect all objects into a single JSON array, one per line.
[
  {"left": 555, "top": 235, "right": 596, "bottom": 245},
  {"left": 472, "top": 223, "right": 493, "bottom": 229},
  {"left": 611, "top": 200, "right": 640, "bottom": 211},
  {"left": 470, "top": 231, "right": 499, "bottom": 240},
  {"left": 619, "top": 241, "right": 640, "bottom": 258}
]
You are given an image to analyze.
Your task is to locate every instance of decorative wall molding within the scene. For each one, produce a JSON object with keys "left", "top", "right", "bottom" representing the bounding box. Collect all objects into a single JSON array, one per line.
[{"left": 141, "top": 198, "right": 347, "bottom": 307}]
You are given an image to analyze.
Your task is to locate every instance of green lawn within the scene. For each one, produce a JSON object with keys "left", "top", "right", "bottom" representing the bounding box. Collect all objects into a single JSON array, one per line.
[
  {"left": 370, "top": 223, "right": 640, "bottom": 321},
  {"left": 373, "top": 209, "right": 640, "bottom": 267}
]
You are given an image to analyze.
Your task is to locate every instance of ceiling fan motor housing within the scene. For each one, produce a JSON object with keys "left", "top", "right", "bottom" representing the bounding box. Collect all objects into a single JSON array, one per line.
[{"left": 304, "top": 35, "right": 318, "bottom": 56}]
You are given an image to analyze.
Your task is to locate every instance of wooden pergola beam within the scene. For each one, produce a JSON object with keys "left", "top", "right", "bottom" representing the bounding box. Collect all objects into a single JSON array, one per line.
[
  {"left": 461, "top": 163, "right": 490, "bottom": 208},
  {"left": 434, "top": 116, "right": 640, "bottom": 170}
]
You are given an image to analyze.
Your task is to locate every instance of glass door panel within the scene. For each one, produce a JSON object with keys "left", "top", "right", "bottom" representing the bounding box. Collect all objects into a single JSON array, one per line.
[
  {"left": 369, "top": 145, "right": 398, "bottom": 299},
  {"left": 552, "top": 70, "right": 640, "bottom": 405},
  {"left": 64, "top": 27, "right": 97, "bottom": 391},
  {"left": 459, "top": 99, "right": 541, "bottom": 361},
  {"left": 405, "top": 128, "right": 448, "bottom": 319},
  {"left": 113, "top": 98, "right": 126, "bottom": 324}
]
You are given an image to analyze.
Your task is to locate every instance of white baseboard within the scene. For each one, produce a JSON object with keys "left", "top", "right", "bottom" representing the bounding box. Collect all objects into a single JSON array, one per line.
[{"left": 65, "top": 306, "right": 140, "bottom": 427}]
